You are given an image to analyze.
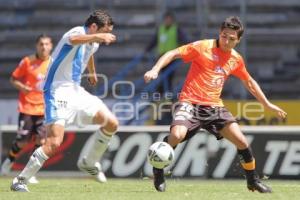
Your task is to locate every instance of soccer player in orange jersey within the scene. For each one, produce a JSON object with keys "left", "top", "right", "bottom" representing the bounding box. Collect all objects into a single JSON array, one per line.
[
  {"left": 1, "top": 34, "right": 52, "bottom": 183},
  {"left": 144, "top": 16, "right": 287, "bottom": 193}
]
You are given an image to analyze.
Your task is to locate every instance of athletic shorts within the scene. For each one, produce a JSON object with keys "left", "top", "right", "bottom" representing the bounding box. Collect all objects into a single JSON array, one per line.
[
  {"left": 44, "top": 85, "right": 106, "bottom": 126},
  {"left": 17, "top": 113, "right": 46, "bottom": 139},
  {"left": 171, "top": 102, "right": 237, "bottom": 140}
]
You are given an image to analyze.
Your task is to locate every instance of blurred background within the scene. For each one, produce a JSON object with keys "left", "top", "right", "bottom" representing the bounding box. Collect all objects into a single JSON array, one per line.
[{"left": 0, "top": 0, "right": 299, "bottom": 179}]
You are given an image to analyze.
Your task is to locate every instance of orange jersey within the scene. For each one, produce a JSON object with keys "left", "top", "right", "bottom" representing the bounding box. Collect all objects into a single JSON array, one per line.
[
  {"left": 12, "top": 55, "right": 50, "bottom": 115},
  {"left": 178, "top": 39, "right": 250, "bottom": 106}
]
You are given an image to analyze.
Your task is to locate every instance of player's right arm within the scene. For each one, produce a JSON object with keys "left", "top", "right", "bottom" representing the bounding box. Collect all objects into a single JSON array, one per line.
[
  {"left": 144, "top": 49, "right": 181, "bottom": 83},
  {"left": 10, "top": 77, "right": 32, "bottom": 94},
  {"left": 10, "top": 58, "right": 33, "bottom": 94},
  {"left": 69, "top": 33, "right": 116, "bottom": 45}
]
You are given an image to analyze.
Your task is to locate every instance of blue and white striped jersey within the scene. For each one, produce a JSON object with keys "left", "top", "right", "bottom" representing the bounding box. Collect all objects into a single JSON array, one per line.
[{"left": 43, "top": 26, "right": 99, "bottom": 90}]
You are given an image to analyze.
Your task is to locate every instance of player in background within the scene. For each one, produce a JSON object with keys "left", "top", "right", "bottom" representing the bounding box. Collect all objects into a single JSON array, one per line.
[
  {"left": 1, "top": 34, "right": 53, "bottom": 184},
  {"left": 11, "top": 10, "right": 118, "bottom": 192},
  {"left": 144, "top": 16, "right": 287, "bottom": 193},
  {"left": 144, "top": 10, "right": 189, "bottom": 95}
]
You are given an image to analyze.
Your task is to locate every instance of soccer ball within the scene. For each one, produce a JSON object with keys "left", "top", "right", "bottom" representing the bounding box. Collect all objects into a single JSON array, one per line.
[{"left": 147, "top": 141, "right": 174, "bottom": 169}]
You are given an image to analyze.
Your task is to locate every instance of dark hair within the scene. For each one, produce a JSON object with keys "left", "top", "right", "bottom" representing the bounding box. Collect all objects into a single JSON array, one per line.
[
  {"left": 84, "top": 10, "right": 114, "bottom": 29},
  {"left": 35, "top": 34, "right": 52, "bottom": 43},
  {"left": 221, "top": 16, "right": 244, "bottom": 39},
  {"left": 163, "top": 10, "right": 175, "bottom": 19}
]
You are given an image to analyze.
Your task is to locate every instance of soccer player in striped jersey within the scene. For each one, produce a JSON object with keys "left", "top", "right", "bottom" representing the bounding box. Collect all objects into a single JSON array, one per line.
[{"left": 11, "top": 10, "right": 118, "bottom": 192}]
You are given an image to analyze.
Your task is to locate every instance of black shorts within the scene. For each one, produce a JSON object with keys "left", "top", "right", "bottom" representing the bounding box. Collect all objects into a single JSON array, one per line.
[
  {"left": 171, "top": 102, "right": 237, "bottom": 141},
  {"left": 16, "top": 113, "right": 46, "bottom": 140}
]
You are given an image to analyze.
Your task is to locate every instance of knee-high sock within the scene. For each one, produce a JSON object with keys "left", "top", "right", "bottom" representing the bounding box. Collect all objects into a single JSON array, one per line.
[
  {"left": 237, "top": 148, "right": 256, "bottom": 181},
  {"left": 19, "top": 147, "right": 49, "bottom": 181},
  {"left": 77, "top": 129, "right": 112, "bottom": 167},
  {"left": 8, "top": 141, "right": 21, "bottom": 162}
]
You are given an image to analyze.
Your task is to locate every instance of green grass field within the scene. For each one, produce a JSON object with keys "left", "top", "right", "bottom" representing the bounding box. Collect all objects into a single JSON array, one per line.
[{"left": 0, "top": 177, "right": 299, "bottom": 200}]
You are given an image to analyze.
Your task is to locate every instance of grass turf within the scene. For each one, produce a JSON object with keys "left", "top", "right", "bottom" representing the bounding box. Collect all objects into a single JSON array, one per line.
[{"left": 0, "top": 177, "right": 299, "bottom": 200}]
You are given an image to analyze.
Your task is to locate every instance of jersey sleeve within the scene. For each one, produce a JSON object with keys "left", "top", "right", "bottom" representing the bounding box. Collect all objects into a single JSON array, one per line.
[
  {"left": 63, "top": 27, "right": 86, "bottom": 45},
  {"left": 231, "top": 56, "right": 251, "bottom": 80},
  {"left": 12, "top": 57, "right": 28, "bottom": 79},
  {"left": 177, "top": 41, "right": 201, "bottom": 63},
  {"left": 92, "top": 43, "right": 99, "bottom": 54}
]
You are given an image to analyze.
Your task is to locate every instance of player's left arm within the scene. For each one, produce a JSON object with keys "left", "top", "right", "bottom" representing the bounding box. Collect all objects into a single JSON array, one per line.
[
  {"left": 86, "top": 54, "right": 98, "bottom": 86},
  {"left": 241, "top": 77, "right": 287, "bottom": 119}
]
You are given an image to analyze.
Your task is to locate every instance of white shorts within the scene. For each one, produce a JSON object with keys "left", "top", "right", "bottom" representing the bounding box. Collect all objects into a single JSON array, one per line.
[{"left": 44, "top": 85, "right": 106, "bottom": 126}]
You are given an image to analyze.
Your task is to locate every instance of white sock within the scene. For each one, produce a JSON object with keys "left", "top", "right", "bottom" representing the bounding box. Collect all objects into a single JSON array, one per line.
[
  {"left": 19, "top": 147, "right": 49, "bottom": 181},
  {"left": 77, "top": 129, "right": 112, "bottom": 167}
]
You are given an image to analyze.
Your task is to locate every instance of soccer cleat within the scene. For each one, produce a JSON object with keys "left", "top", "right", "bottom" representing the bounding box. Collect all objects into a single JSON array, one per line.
[
  {"left": 1, "top": 158, "right": 13, "bottom": 175},
  {"left": 28, "top": 176, "right": 39, "bottom": 184},
  {"left": 96, "top": 171, "right": 107, "bottom": 183},
  {"left": 78, "top": 159, "right": 107, "bottom": 183},
  {"left": 10, "top": 177, "right": 29, "bottom": 192},
  {"left": 153, "top": 167, "right": 166, "bottom": 192},
  {"left": 247, "top": 179, "right": 272, "bottom": 193}
]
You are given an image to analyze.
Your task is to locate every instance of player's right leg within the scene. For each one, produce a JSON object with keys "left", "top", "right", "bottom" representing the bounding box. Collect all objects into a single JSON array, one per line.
[
  {"left": 152, "top": 102, "right": 200, "bottom": 192},
  {"left": 152, "top": 125, "right": 188, "bottom": 192},
  {"left": 26, "top": 115, "right": 47, "bottom": 184},
  {"left": 11, "top": 123, "right": 65, "bottom": 192}
]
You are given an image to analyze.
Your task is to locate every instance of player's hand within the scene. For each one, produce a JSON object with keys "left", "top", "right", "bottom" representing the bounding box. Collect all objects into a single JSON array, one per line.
[
  {"left": 96, "top": 33, "right": 116, "bottom": 45},
  {"left": 144, "top": 69, "right": 159, "bottom": 83},
  {"left": 87, "top": 73, "right": 98, "bottom": 86},
  {"left": 267, "top": 103, "right": 287, "bottom": 119},
  {"left": 21, "top": 85, "right": 33, "bottom": 94}
]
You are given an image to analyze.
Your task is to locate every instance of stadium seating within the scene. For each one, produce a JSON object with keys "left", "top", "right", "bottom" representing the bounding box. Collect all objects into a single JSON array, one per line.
[{"left": 0, "top": 0, "right": 299, "bottom": 99}]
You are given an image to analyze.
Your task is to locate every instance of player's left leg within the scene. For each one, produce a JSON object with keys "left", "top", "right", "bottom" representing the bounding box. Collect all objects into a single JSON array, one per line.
[
  {"left": 77, "top": 96, "right": 118, "bottom": 183},
  {"left": 1, "top": 113, "right": 34, "bottom": 176},
  {"left": 11, "top": 123, "right": 65, "bottom": 192},
  {"left": 220, "top": 122, "right": 272, "bottom": 193},
  {"left": 1, "top": 137, "right": 29, "bottom": 175}
]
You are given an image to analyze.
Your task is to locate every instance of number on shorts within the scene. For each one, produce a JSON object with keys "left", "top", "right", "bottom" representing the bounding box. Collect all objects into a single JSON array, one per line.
[
  {"left": 174, "top": 103, "right": 193, "bottom": 120},
  {"left": 179, "top": 103, "right": 193, "bottom": 113}
]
